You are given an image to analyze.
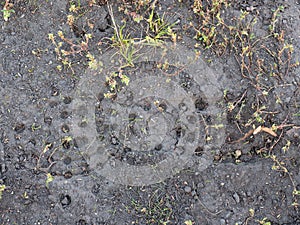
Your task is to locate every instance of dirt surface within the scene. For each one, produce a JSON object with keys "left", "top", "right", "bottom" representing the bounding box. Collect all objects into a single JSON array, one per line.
[{"left": 0, "top": 0, "right": 299, "bottom": 224}]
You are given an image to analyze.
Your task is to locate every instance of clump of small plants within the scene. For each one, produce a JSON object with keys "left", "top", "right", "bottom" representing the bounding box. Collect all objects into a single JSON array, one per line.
[
  {"left": 191, "top": 0, "right": 300, "bottom": 213},
  {"left": 192, "top": 1, "right": 297, "bottom": 87},
  {"left": 107, "top": 1, "right": 177, "bottom": 67},
  {"left": 191, "top": 1, "right": 298, "bottom": 132},
  {"left": 104, "top": 70, "right": 130, "bottom": 99}
]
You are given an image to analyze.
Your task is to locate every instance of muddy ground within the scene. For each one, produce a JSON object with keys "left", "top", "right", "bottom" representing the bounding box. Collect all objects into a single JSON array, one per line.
[{"left": 0, "top": 0, "right": 299, "bottom": 224}]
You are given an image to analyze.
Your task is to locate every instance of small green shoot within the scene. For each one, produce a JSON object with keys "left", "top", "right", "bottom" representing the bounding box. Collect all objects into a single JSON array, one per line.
[
  {"left": 1, "top": 0, "right": 14, "bottom": 21},
  {"left": 108, "top": 6, "right": 143, "bottom": 67},
  {"left": 0, "top": 185, "right": 6, "bottom": 199},
  {"left": 86, "top": 52, "right": 103, "bottom": 71},
  {"left": 257, "top": 218, "right": 271, "bottom": 225},
  {"left": 269, "top": 5, "right": 284, "bottom": 34},
  {"left": 1, "top": 8, "right": 14, "bottom": 21},
  {"left": 104, "top": 71, "right": 130, "bottom": 98},
  {"left": 146, "top": 6, "right": 177, "bottom": 43},
  {"left": 31, "top": 123, "right": 42, "bottom": 131},
  {"left": 46, "top": 173, "right": 54, "bottom": 188}
]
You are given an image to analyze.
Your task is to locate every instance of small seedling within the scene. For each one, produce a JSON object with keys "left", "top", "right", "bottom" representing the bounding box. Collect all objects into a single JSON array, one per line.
[
  {"left": 69, "top": 0, "right": 81, "bottom": 12},
  {"left": 104, "top": 71, "right": 130, "bottom": 98},
  {"left": 86, "top": 52, "right": 102, "bottom": 71},
  {"left": 146, "top": 6, "right": 177, "bottom": 43},
  {"left": 257, "top": 218, "right": 271, "bottom": 225},
  {"left": 31, "top": 123, "right": 41, "bottom": 131},
  {"left": 282, "top": 140, "right": 291, "bottom": 153},
  {"left": 184, "top": 220, "right": 194, "bottom": 225},
  {"left": 1, "top": 0, "right": 14, "bottom": 21},
  {"left": 269, "top": 5, "right": 284, "bottom": 34},
  {"left": 48, "top": 30, "right": 92, "bottom": 75},
  {"left": 0, "top": 185, "right": 6, "bottom": 200},
  {"left": 108, "top": 5, "right": 143, "bottom": 67},
  {"left": 45, "top": 173, "right": 54, "bottom": 188}
]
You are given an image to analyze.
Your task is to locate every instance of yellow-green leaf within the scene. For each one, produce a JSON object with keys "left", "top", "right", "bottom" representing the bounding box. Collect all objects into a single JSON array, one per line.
[{"left": 46, "top": 173, "right": 54, "bottom": 188}]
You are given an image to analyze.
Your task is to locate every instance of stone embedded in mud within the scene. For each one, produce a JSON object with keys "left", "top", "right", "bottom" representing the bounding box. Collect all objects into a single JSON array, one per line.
[
  {"left": 220, "top": 219, "right": 226, "bottom": 225},
  {"left": 233, "top": 192, "right": 240, "bottom": 203},
  {"left": 110, "top": 136, "right": 118, "bottom": 145},
  {"left": 184, "top": 186, "right": 192, "bottom": 193},
  {"left": 60, "top": 194, "right": 71, "bottom": 208}
]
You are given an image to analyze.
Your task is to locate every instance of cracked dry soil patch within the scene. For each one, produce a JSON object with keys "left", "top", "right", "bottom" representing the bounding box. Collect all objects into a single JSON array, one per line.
[{"left": 0, "top": 0, "right": 300, "bottom": 225}]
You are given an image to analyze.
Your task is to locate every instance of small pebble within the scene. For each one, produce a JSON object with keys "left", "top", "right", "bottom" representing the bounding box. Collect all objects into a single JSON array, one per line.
[
  {"left": 197, "top": 182, "right": 204, "bottom": 189},
  {"left": 48, "top": 195, "right": 56, "bottom": 202},
  {"left": 184, "top": 186, "right": 192, "bottom": 193},
  {"left": 258, "top": 195, "right": 264, "bottom": 201},
  {"left": 60, "top": 194, "right": 71, "bottom": 207},
  {"left": 233, "top": 192, "right": 240, "bottom": 203},
  {"left": 111, "top": 137, "right": 118, "bottom": 145},
  {"left": 24, "top": 200, "right": 32, "bottom": 205},
  {"left": 220, "top": 218, "right": 226, "bottom": 225}
]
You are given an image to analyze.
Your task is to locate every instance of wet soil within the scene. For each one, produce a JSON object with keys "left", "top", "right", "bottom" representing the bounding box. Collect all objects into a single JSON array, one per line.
[{"left": 0, "top": 0, "right": 299, "bottom": 224}]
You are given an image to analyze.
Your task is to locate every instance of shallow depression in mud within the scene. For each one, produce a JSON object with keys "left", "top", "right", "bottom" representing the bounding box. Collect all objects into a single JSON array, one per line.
[{"left": 70, "top": 44, "right": 226, "bottom": 186}]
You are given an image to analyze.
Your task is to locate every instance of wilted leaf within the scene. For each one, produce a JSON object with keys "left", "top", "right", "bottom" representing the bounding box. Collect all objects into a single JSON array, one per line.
[
  {"left": 253, "top": 126, "right": 277, "bottom": 137},
  {"left": 253, "top": 125, "right": 262, "bottom": 135},
  {"left": 261, "top": 126, "right": 277, "bottom": 137}
]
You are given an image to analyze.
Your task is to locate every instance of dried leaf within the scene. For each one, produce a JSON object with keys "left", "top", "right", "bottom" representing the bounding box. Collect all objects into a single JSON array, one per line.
[
  {"left": 253, "top": 125, "right": 262, "bottom": 135},
  {"left": 230, "top": 129, "right": 254, "bottom": 143},
  {"left": 261, "top": 126, "right": 277, "bottom": 137}
]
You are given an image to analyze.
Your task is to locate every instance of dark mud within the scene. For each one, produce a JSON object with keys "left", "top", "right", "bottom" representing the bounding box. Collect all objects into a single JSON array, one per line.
[{"left": 0, "top": 0, "right": 299, "bottom": 224}]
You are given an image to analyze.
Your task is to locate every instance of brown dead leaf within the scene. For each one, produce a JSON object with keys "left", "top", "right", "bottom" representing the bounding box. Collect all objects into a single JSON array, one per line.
[
  {"left": 253, "top": 126, "right": 262, "bottom": 135},
  {"left": 253, "top": 125, "right": 277, "bottom": 137},
  {"left": 231, "top": 125, "right": 277, "bottom": 144},
  {"left": 261, "top": 126, "right": 277, "bottom": 137},
  {"left": 230, "top": 129, "right": 254, "bottom": 143}
]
